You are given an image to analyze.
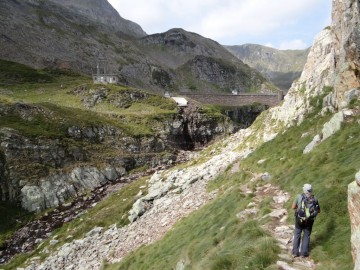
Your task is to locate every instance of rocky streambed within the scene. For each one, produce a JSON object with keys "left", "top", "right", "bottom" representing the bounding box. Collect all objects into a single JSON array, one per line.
[
  {"left": 0, "top": 173, "right": 131, "bottom": 265},
  {"left": 0, "top": 151, "right": 194, "bottom": 265}
]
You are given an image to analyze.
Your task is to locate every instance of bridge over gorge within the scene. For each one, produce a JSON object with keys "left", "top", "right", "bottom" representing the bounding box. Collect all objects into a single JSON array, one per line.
[{"left": 181, "top": 92, "right": 284, "bottom": 107}]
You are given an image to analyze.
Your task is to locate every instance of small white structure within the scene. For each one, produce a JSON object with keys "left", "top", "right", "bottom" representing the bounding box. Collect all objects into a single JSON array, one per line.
[
  {"left": 171, "top": 97, "right": 188, "bottom": 107},
  {"left": 92, "top": 56, "right": 119, "bottom": 84},
  {"left": 92, "top": 74, "right": 119, "bottom": 84}
]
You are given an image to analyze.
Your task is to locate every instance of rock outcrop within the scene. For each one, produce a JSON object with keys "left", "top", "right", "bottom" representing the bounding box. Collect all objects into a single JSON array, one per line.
[
  {"left": 331, "top": 0, "right": 360, "bottom": 108},
  {"left": 257, "top": 0, "right": 360, "bottom": 143},
  {"left": 128, "top": 131, "right": 253, "bottom": 222},
  {"left": 348, "top": 171, "right": 360, "bottom": 270},
  {"left": 20, "top": 166, "right": 123, "bottom": 212}
]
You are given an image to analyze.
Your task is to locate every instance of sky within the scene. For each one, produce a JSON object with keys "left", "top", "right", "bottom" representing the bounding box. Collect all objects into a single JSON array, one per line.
[{"left": 108, "top": 0, "right": 332, "bottom": 50}]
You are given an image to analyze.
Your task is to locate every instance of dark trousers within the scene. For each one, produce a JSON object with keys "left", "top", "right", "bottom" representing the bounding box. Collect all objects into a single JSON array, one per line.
[{"left": 292, "top": 219, "right": 314, "bottom": 256}]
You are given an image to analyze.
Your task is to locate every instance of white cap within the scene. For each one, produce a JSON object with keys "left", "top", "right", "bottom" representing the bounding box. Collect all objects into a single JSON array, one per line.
[{"left": 303, "top": 183, "right": 312, "bottom": 194}]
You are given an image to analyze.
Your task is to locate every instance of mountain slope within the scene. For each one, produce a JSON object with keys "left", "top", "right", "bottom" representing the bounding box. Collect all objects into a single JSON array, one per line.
[
  {"left": 0, "top": 0, "right": 145, "bottom": 72},
  {"left": 226, "top": 44, "right": 310, "bottom": 91},
  {"left": 48, "top": 0, "right": 146, "bottom": 38},
  {"left": 0, "top": 1, "right": 275, "bottom": 94},
  {"left": 136, "top": 28, "right": 273, "bottom": 93}
]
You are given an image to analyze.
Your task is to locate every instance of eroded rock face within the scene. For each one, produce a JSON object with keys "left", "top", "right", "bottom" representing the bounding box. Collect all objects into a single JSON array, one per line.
[
  {"left": 348, "top": 171, "right": 360, "bottom": 270},
  {"left": 128, "top": 128, "right": 254, "bottom": 222},
  {"left": 267, "top": 27, "right": 336, "bottom": 128},
  {"left": 20, "top": 166, "right": 123, "bottom": 212},
  {"left": 264, "top": 0, "right": 359, "bottom": 131},
  {"left": 332, "top": 0, "right": 360, "bottom": 108}
]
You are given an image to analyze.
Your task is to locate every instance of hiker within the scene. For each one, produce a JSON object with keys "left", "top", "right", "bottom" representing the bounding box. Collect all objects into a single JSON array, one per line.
[{"left": 291, "top": 183, "right": 320, "bottom": 258}]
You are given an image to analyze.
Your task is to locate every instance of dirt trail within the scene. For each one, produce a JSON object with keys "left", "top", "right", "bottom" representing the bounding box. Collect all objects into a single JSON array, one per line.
[{"left": 239, "top": 175, "right": 318, "bottom": 270}]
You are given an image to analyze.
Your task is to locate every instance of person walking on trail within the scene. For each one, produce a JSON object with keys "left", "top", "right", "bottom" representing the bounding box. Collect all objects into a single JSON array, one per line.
[{"left": 291, "top": 183, "right": 321, "bottom": 258}]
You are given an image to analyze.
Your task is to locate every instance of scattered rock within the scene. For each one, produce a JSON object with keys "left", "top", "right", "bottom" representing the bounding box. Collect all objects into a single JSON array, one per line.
[{"left": 261, "top": 172, "right": 271, "bottom": 182}]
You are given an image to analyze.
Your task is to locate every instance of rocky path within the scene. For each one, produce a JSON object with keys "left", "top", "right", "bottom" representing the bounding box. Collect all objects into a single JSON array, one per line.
[
  {"left": 238, "top": 175, "right": 318, "bottom": 270},
  {"left": 17, "top": 128, "right": 319, "bottom": 270},
  {"left": 23, "top": 173, "right": 219, "bottom": 270},
  {"left": 21, "top": 129, "right": 252, "bottom": 270}
]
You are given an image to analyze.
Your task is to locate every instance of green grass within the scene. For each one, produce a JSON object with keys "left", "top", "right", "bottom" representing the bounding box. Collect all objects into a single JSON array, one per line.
[
  {"left": 0, "top": 59, "right": 54, "bottom": 84},
  {"left": 104, "top": 187, "right": 278, "bottom": 270},
  {"left": 0, "top": 87, "right": 177, "bottom": 139},
  {"left": 0, "top": 102, "right": 125, "bottom": 138},
  {"left": 0, "top": 61, "right": 178, "bottom": 138},
  {"left": 103, "top": 103, "right": 357, "bottom": 269}
]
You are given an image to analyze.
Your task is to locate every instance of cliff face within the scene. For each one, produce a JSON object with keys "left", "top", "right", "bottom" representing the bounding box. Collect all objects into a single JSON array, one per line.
[
  {"left": 348, "top": 172, "right": 360, "bottom": 270},
  {"left": 332, "top": 0, "right": 360, "bottom": 108},
  {"left": 263, "top": 0, "right": 359, "bottom": 131}
]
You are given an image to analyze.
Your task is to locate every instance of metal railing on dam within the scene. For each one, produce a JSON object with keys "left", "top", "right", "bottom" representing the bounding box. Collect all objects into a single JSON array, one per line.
[{"left": 181, "top": 92, "right": 284, "bottom": 107}]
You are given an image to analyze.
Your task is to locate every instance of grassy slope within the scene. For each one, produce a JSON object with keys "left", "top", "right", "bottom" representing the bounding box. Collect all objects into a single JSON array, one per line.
[
  {"left": 0, "top": 60, "right": 176, "bottom": 266},
  {"left": 105, "top": 182, "right": 279, "bottom": 270},
  {"left": 104, "top": 108, "right": 357, "bottom": 269},
  {"left": 1, "top": 60, "right": 355, "bottom": 269}
]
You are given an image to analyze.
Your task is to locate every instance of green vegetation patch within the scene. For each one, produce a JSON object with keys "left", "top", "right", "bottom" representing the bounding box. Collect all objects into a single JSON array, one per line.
[
  {"left": 0, "top": 101, "right": 125, "bottom": 138},
  {"left": 0, "top": 59, "right": 54, "bottom": 84}
]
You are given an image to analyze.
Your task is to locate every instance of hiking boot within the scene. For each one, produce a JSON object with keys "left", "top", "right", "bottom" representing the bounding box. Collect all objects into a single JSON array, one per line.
[{"left": 292, "top": 254, "right": 299, "bottom": 258}]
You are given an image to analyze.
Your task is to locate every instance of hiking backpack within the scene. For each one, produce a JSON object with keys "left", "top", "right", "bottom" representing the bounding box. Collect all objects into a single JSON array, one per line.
[{"left": 297, "top": 194, "right": 318, "bottom": 225}]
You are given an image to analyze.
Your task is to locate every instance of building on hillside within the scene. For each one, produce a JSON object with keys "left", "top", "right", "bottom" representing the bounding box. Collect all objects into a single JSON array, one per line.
[
  {"left": 92, "top": 56, "right": 119, "bottom": 84},
  {"left": 92, "top": 73, "right": 119, "bottom": 84}
]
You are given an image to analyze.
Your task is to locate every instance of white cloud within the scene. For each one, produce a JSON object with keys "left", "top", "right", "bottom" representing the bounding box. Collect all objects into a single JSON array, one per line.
[{"left": 279, "top": 39, "right": 308, "bottom": 50}]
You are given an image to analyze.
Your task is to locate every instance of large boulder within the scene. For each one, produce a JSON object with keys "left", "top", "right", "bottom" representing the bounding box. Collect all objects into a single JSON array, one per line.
[{"left": 348, "top": 171, "right": 360, "bottom": 269}]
